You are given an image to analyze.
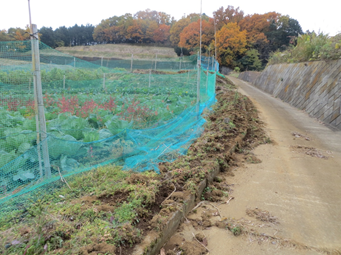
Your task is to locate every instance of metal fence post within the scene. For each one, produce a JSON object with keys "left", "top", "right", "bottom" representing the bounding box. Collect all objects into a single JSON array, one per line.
[
  {"left": 187, "top": 70, "right": 190, "bottom": 86},
  {"left": 196, "top": 52, "right": 201, "bottom": 113},
  {"left": 155, "top": 54, "right": 157, "bottom": 70},
  {"left": 29, "top": 77, "right": 31, "bottom": 91},
  {"left": 31, "top": 24, "right": 51, "bottom": 179},
  {"left": 149, "top": 70, "right": 151, "bottom": 88},
  {"left": 131, "top": 54, "right": 133, "bottom": 72}
]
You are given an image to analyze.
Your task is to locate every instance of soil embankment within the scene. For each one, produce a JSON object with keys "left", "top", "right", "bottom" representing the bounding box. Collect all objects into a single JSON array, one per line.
[{"left": 162, "top": 76, "right": 341, "bottom": 255}]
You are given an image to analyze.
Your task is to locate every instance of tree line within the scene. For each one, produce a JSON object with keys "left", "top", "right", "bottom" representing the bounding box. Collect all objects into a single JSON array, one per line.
[
  {"left": 0, "top": 6, "right": 304, "bottom": 71},
  {"left": 0, "top": 24, "right": 95, "bottom": 48}
]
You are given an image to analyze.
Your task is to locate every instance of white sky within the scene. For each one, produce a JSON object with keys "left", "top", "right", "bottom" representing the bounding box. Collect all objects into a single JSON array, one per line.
[{"left": 1, "top": 0, "right": 340, "bottom": 36}]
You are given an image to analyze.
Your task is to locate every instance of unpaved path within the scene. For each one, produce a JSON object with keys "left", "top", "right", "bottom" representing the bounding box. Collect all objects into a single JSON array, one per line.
[{"left": 165, "top": 77, "right": 341, "bottom": 255}]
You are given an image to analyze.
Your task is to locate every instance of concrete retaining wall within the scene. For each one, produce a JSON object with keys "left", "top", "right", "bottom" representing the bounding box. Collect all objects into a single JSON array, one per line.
[
  {"left": 238, "top": 71, "right": 261, "bottom": 83},
  {"left": 250, "top": 60, "right": 341, "bottom": 130}
]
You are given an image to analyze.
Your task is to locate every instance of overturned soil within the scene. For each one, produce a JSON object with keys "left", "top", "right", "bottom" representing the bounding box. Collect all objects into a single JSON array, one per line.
[
  {"left": 0, "top": 75, "right": 269, "bottom": 255},
  {"left": 161, "top": 76, "right": 341, "bottom": 255}
]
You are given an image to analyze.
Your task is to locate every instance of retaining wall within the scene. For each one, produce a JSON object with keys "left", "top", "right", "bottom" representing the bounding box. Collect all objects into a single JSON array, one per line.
[{"left": 243, "top": 60, "right": 341, "bottom": 130}]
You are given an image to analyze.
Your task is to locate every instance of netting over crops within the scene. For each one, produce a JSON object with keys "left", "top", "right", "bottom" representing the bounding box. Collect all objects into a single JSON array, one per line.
[
  {"left": 0, "top": 40, "right": 218, "bottom": 218},
  {"left": 84, "top": 55, "right": 199, "bottom": 71}
]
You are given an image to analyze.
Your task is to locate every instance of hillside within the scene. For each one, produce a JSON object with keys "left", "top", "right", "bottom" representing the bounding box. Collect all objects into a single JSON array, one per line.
[{"left": 56, "top": 44, "right": 178, "bottom": 60}]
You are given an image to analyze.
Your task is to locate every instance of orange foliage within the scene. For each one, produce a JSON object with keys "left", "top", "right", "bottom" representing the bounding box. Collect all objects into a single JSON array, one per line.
[
  {"left": 239, "top": 12, "right": 280, "bottom": 45},
  {"left": 170, "top": 18, "right": 191, "bottom": 46},
  {"left": 127, "top": 20, "right": 144, "bottom": 43},
  {"left": 213, "top": 6, "right": 244, "bottom": 30},
  {"left": 216, "top": 23, "right": 247, "bottom": 67},
  {"left": 178, "top": 19, "right": 214, "bottom": 50},
  {"left": 153, "top": 24, "right": 170, "bottom": 43}
]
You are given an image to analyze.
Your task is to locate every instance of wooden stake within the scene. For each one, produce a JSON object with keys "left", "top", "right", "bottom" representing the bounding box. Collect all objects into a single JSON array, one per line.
[
  {"left": 130, "top": 54, "right": 133, "bottom": 72},
  {"left": 33, "top": 75, "right": 43, "bottom": 180},
  {"left": 63, "top": 75, "right": 65, "bottom": 89},
  {"left": 149, "top": 70, "right": 151, "bottom": 88},
  {"left": 187, "top": 69, "right": 190, "bottom": 86},
  {"left": 31, "top": 24, "right": 51, "bottom": 178},
  {"left": 155, "top": 54, "right": 157, "bottom": 70}
]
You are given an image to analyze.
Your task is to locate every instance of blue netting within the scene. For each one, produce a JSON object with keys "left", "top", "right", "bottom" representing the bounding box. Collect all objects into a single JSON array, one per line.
[{"left": 0, "top": 40, "right": 217, "bottom": 217}]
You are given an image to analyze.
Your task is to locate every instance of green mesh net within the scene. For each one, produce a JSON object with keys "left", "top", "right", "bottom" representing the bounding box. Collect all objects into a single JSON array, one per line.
[{"left": 0, "top": 40, "right": 218, "bottom": 218}]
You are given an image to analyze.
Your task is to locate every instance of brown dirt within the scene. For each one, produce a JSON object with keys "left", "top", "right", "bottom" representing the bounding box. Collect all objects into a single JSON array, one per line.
[
  {"left": 132, "top": 69, "right": 193, "bottom": 75},
  {"left": 56, "top": 44, "right": 177, "bottom": 60},
  {"left": 161, "top": 76, "right": 341, "bottom": 255},
  {"left": 246, "top": 208, "right": 279, "bottom": 224},
  {"left": 290, "top": 145, "right": 329, "bottom": 159},
  {"left": 97, "top": 190, "right": 130, "bottom": 206},
  {"left": 160, "top": 77, "right": 270, "bottom": 254},
  {"left": 0, "top": 75, "right": 275, "bottom": 255}
]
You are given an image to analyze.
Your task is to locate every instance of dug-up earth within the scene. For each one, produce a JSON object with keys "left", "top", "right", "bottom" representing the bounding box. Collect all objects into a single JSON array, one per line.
[
  {"left": 161, "top": 77, "right": 341, "bottom": 255},
  {"left": 0, "top": 75, "right": 268, "bottom": 255},
  {"left": 2, "top": 75, "right": 340, "bottom": 255}
]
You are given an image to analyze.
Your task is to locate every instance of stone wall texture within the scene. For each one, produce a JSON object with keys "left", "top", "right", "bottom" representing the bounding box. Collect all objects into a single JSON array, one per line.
[
  {"left": 238, "top": 71, "right": 261, "bottom": 83},
  {"left": 238, "top": 60, "right": 341, "bottom": 130}
]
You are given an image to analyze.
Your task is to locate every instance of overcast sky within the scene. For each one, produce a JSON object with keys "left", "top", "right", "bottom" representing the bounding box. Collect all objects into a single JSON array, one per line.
[{"left": 1, "top": 0, "right": 340, "bottom": 36}]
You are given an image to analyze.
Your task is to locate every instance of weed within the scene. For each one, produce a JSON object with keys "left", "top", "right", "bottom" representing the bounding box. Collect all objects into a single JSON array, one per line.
[
  {"left": 264, "top": 137, "right": 272, "bottom": 144},
  {"left": 233, "top": 91, "right": 239, "bottom": 105},
  {"left": 229, "top": 121, "right": 236, "bottom": 129},
  {"left": 185, "top": 180, "right": 197, "bottom": 195},
  {"left": 231, "top": 226, "right": 242, "bottom": 236}
]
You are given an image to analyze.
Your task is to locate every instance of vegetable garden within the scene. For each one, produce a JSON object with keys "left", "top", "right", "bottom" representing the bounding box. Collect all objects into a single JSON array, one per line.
[{"left": 0, "top": 40, "right": 217, "bottom": 218}]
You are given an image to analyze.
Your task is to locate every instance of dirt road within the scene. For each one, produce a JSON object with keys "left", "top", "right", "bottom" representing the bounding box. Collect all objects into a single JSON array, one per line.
[{"left": 165, "top": 77, "right": 341, "bottom": 254}]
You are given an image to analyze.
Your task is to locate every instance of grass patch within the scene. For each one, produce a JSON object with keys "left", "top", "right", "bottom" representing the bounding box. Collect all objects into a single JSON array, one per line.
[{"left": 0, "top": 165, "right": 160, "bottom": 254}]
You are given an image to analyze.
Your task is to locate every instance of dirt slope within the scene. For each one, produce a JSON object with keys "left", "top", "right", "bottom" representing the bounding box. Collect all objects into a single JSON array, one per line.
[
  {"left": 163, "top": 77, "right": 341, "bottom": 255},
  {"left": 56, "top": 44, "right": 177, "bottom": 60}
]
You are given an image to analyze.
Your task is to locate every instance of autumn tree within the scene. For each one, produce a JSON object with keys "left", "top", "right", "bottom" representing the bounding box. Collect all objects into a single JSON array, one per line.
[
  {"left": 126, "top": 20, "right": 144, "bottom": 43},
  {"left": 7, "top": 27, "right": 30, "bottom": 41},
  {"left": 153, "top": 24, "right": 170, "bottom": 44},
  {"left": 239, "top": 12, "right": 280, "bottom": 45},
  {"left": 93, "top": 15, "right": 133, "bottom": 43},
  {"left": 213, "top": 6, "right": 244, "bottom": 30},
  {"left": 238, "top": 12, "right": 279, "bottom": 66},
  {"left": 216, "top": 22, "right": 247, "bottom": 68},
  {"left": 170, "top": 17, "right": 191, "bottom": 46},
  {"left": 0, "top": 30, "right": 11, "bottom": 41},
  {"left": 178, "top": 18, "right": 214, "bottom": 52}
]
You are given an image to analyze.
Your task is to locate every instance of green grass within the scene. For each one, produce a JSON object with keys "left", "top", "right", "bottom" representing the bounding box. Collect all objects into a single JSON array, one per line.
[{"left": 0, "top": 165, "right": 160, "bottom": 254}]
